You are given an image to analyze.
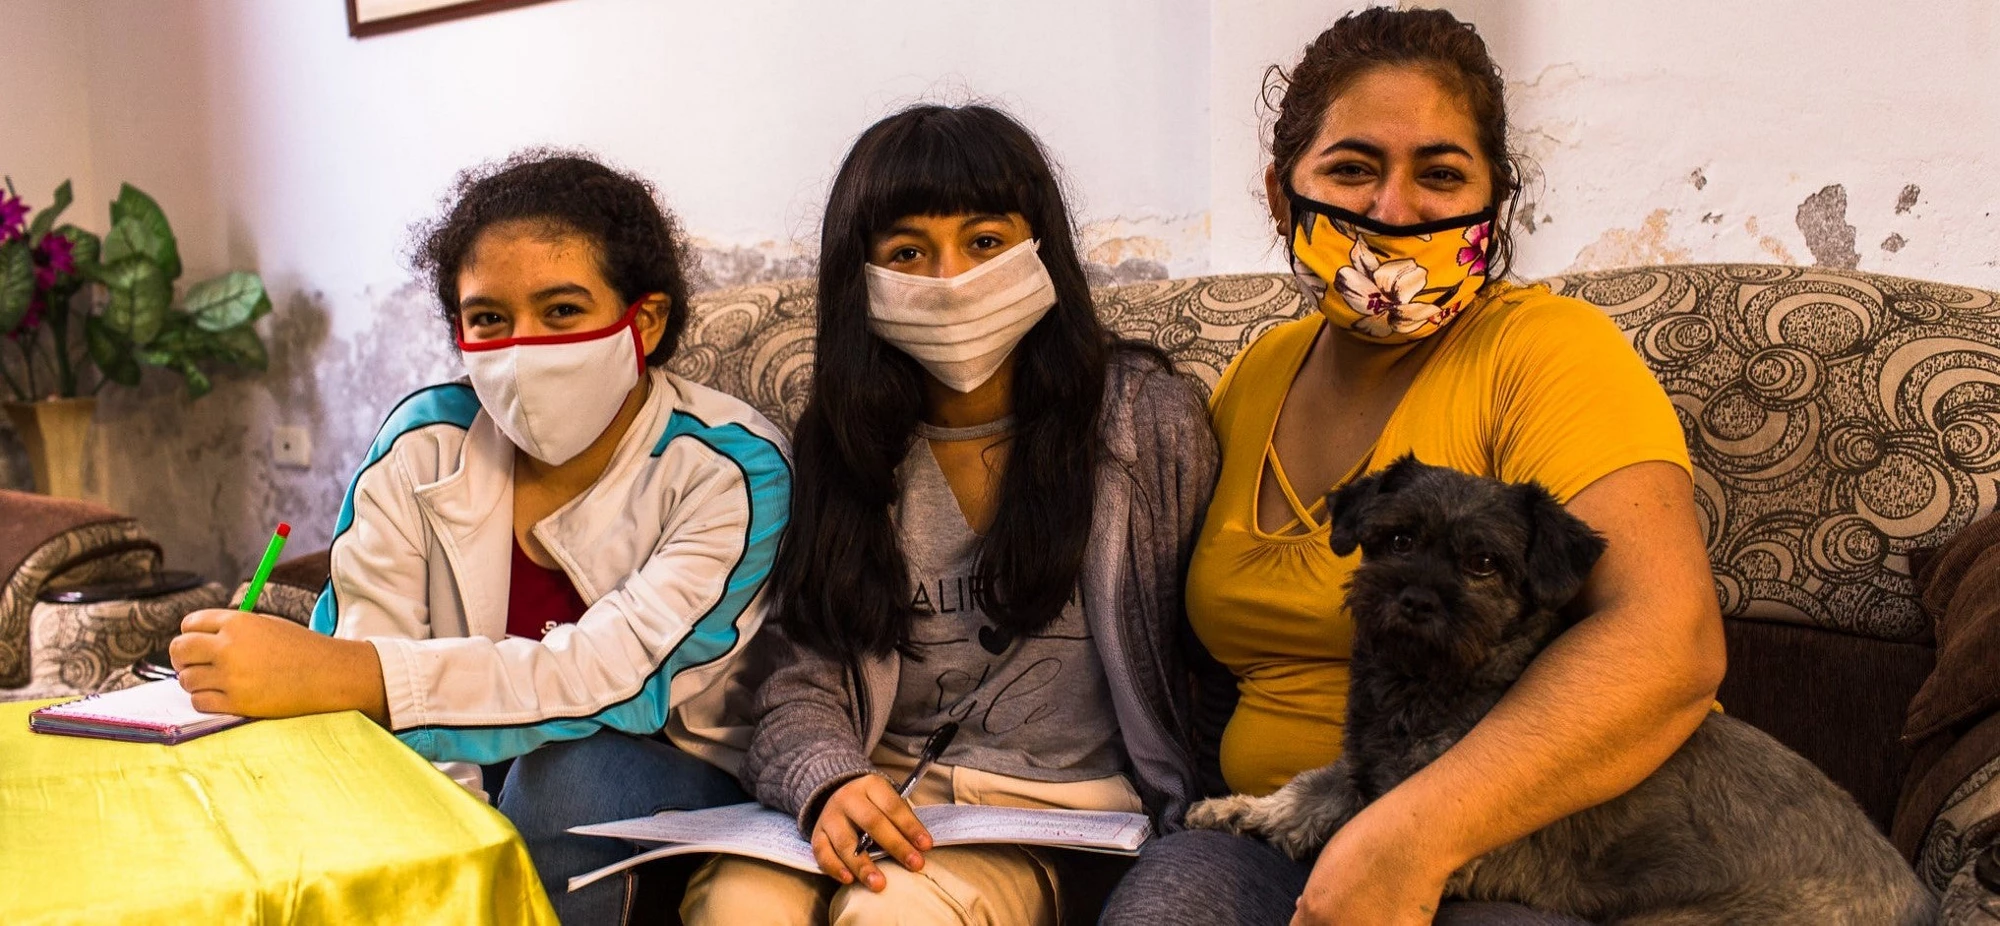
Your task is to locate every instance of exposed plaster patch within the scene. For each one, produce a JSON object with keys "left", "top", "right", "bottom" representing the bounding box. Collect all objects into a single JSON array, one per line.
[
  {"left": 1565, "top": 209, "right": 1691, "bottom": 271},
  {"left": 13, "top": 285, "right": 468, "bottom": 582},
  {"left": 1083, "top": 233, "right": 1173, "bottom": 286},
  {"left": 1078, "top": 214, "right": 1208, "bottom": 282},
  {"left": 1895, "top": 184, "right": 1921, "bottom": 214},
  {"left": 690, "top": 240, "right": 817, "bottom": 292},
  {"left": 1794, "top": 184, "right": 1860, "bottom": 270},
  {"left": 1881, "top": 233, "right": 1907, "bottom": 253}
]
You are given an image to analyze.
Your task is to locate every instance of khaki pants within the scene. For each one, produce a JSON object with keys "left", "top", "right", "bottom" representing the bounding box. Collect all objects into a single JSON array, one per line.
[{"left": 681, "top": 747, "right": 1141, "bottom": 926}]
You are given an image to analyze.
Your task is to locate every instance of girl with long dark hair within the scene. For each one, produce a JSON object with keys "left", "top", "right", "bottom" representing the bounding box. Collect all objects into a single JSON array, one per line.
[{"left": 680, "top": 104, "right": 1218, "bottom": 925}]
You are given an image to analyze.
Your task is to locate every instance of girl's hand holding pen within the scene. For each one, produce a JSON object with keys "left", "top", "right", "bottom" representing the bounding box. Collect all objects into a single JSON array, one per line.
[{"left": 810, "top": 774, "right": 932, "bottom": 891}]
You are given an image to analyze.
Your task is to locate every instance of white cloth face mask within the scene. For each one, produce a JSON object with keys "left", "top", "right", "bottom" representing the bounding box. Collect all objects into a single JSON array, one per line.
[
  {"left": 865, "top": 238, "right": 1059, "bottom": 393},
  {"left": 458, "top": 302, "right": 645, "bottom": 465}
]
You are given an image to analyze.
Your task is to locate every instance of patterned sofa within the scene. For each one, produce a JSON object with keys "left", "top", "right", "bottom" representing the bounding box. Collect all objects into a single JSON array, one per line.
[
  {"left": 226, "top": 264, "right": 1997, "bottom": 917},
  {"left": 0, "top": 491, "right": 229, "bottom": 701},
  {"left": 672, "top": 265, "right": 2000, "bottom": 910}
]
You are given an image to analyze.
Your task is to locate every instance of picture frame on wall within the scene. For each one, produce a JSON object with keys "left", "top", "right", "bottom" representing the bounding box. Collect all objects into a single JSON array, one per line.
[{"left": 346, "top": 0, "right": 562, "bottom": 38}]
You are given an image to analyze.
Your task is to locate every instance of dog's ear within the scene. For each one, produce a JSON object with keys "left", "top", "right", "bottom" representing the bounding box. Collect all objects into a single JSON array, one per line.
[
  {"left": 1516, "top": 481, "right": 1609, "bottom": 610},
  {"left": 1327, "top": 454, "right": 1427, "bottom": 556}
]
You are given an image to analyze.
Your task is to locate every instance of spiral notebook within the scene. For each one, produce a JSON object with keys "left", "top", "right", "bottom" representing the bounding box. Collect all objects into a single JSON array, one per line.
[
  {"left": 565, "top": 801, "right": 1153, "bottom": 892},
  {"left": 29, "top": 679, "right": 250, "bottom": 744}
]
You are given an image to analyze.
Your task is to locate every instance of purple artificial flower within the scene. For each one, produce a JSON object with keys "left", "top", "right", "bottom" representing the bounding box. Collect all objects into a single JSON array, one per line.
[
  {"left": 0, "top": 192, "right": 27, "bottom": 241},
  {"left": 32, "top": 233, "right": 77, "bottom": 288},
  {"left": 41, "top": 233, "right": 75, "bottom": 275}
]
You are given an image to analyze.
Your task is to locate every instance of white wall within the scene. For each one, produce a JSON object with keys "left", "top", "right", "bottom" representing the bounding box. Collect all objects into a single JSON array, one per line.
[
  {"left": 0, "top": 1, "right": 100, "bottom": 234},
  {"left": 1439, "top": 0, "right": 2000, "bottom": 283},
  {"left": 1203, "top": 0, "right": 2000, "bottom": 285},
  {"left": 3, "top": 0, "right": 1997, "bottom": 581}
]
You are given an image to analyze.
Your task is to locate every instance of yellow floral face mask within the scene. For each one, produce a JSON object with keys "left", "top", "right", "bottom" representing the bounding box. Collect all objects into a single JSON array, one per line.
[{"left": 1286, "top": 188, "right": 1496, "bottom": 344}]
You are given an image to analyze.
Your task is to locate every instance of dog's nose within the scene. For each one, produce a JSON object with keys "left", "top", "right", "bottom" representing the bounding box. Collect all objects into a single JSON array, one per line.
[{"left": 1397, "top": 587, "right": 1442, "bottom": 619}]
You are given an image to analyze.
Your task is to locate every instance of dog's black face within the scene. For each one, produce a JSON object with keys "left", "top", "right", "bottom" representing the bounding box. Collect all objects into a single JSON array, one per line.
[{"left": 1327, "top": 456, "right": 1607, "bottom": 677}]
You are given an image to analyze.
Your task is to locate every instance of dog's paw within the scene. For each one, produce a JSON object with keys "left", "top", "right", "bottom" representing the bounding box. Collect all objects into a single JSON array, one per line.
[
  {"left": 1184, "top": 795, "right": 1271, "bottom": 838},
  {"left": 1261, "top": 816, "right": 1332, "bottom": 862}
]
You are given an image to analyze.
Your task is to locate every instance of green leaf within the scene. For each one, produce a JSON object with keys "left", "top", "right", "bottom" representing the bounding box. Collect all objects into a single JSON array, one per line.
[
  {"left": 0, "top": 241, "right": 32, "bottom": 334},
  {"left": 101, "top": 216, "right": 163, "bottom": 267},
  {"left": 99, "top": 257, "right": 172, "bottom": 345},
  {"left": 85, "top": 315, "right": 142, "bottom": 387},
  {"left": 184, "top": 272, "right": 266, "bottom": 332},
  {"left": 204, "top": 324, "right": 268, "bottom": 371},
  {"left": 174, "top": 358, "right": 212, "bottom": 399},
  {"left": 27, "top": 180, "right": 73, "bottom": 242},
  {"left": 109, "top": 184, "right": 180, "bottom": 280},
  {"left": 55, "top": 225, "right": 100, "bottom": 271},
  {"left": 249, "top": 291, "right": 273, "bottom": 321}
]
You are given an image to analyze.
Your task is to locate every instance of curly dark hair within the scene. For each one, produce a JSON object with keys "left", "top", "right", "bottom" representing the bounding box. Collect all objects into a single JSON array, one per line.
[
  {"left": 1266, "top": 8, "right": 1521, "bottom": 283},
  {"left": 413, "top": 150, "right": 693, "bottom": 365}
]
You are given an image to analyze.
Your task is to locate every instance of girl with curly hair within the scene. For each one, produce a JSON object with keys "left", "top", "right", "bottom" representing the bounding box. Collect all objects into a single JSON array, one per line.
[{"left": 169, "top": 152, "right": 792, "bottom": 924}]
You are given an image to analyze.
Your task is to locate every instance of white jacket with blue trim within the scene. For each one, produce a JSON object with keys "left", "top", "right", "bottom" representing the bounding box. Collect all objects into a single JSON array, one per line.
[{"left": 311, "top": 368, "right": 789, "bottom": 779}]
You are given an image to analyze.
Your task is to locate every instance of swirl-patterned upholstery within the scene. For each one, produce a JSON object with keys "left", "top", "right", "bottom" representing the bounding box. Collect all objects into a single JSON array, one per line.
[
  {"left": 1543, "top": 266, "right": 1999, "bottom": 645},
  {"left": 677, "top": 265, "right": 2000, "bottom": 890},
  {"left": 680, "top": 266, "right": 1998, "bottom": 646},
  {"left": 0, "top": 491, "right": 230, "bottom": 700}
]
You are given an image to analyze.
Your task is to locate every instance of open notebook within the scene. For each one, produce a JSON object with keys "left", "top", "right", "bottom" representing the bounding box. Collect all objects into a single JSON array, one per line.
[
  {"left": 29, "top": 679, "right": 250, "bottom": 744},
  {"left": 566, "top": 801, "right": 1152, "bottom": 892}
]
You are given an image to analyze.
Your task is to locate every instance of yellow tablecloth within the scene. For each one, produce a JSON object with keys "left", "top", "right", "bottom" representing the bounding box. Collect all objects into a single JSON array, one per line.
[{"left": 0, "top": 699, "right": 556, "bottom": 925}]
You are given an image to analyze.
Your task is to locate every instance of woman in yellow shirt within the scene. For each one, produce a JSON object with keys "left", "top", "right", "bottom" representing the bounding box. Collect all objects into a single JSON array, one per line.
[{"left": 1105, "top": 9, "right": 1724, "bottom": 926}]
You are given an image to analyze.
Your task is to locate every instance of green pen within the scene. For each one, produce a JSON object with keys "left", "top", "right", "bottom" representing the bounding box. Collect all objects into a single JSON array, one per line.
[{"left": 239, "top": 522, "right": 291, "bottom": 612}]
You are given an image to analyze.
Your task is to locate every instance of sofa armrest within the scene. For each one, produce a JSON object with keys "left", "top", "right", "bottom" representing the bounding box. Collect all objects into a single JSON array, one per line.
[
  {"left": 0, "top": 581, "right": 229, "bottom": 703},
  {"left": 1938, "top": 848, "right": 2000, "bottom": 924},
  {"left": 1905, "top": 711, "right": 2000, "bottom": 892},
  {"left": 0, "top": 491, "right": 163, "bottom": 687}
]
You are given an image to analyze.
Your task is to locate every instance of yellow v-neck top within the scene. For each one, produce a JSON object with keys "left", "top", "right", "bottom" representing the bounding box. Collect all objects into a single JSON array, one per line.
[{"left": 1186, "top": 282, "right": 1691, "bottom": 796}]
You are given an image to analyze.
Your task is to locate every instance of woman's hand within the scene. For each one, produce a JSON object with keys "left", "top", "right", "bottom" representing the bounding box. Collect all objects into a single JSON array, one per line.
[
  {"left": 169, "top": 610, "right": 389, "bottom": 725},
  {"left": 1292, "top": 800, "right": 1453, "bottom": 926},
  {"left": 809, "top": 774, "right": 933, "bottom": 891}
]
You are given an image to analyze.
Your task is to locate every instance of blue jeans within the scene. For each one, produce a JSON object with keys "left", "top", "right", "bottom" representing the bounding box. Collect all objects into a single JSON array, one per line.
[
  {"left": 1101, "top": 829, "right": 1594, "bottom": 926},
  {"left": 497, "top": 731, "right": 747, "bottom": 926}
]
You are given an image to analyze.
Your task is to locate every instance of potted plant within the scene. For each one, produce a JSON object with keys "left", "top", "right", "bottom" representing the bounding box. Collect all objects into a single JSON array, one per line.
[{"left": 0, "top": 179, "right": 270, "bottom": 497}]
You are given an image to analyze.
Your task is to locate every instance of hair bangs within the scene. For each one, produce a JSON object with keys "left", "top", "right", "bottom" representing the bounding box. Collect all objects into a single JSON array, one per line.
[{"left": 851, "top": 109, "right": 1039, "bottom": 236}]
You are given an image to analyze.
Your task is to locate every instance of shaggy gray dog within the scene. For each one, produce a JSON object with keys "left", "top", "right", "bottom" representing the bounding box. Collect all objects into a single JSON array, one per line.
[{"left": 1186, "top": 457, "right": 1934, "bottom": 925}]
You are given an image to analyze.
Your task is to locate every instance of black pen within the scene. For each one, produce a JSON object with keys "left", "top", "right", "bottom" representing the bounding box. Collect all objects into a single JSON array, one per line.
[{"left": 856, "top": 721, "right": 959, "bottom": 856}]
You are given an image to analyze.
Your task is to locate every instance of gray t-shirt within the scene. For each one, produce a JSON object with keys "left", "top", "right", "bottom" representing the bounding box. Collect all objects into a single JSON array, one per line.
[{"left": 879, "top": 418, "right": 1126, "bottom": 783}]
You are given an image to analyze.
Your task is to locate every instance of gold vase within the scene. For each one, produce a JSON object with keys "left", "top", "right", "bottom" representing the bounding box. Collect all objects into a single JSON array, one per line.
[{"left": 3, "top": 397, "right": 97, "bottom": 498}]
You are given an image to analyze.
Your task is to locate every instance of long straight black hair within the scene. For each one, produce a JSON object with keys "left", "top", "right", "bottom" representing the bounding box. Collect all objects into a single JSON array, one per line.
[{"left": 773, "top": 104, "right": 1111, "bottom": 660}]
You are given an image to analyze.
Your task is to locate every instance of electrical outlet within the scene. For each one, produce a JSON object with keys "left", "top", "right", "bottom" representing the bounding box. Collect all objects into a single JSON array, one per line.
[{"left": 273, "top": 426, "right": 312, "bottom": 469}]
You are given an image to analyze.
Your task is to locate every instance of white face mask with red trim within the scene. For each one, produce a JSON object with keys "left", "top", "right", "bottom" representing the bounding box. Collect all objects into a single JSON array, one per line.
[{"left": 458, "top": 302, "right": 646, "bottom": 465}]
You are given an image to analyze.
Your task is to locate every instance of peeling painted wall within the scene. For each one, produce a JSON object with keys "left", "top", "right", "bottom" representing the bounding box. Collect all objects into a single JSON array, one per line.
[
  {"left": 1428, "top": 0, "right": 2000, "bottom": 289},
  {"left": 1, "top": 0, "right": 1216, "bottom": 581},
  {"left": 4, "top": 0, "right": 1997, "bottom": 583}
]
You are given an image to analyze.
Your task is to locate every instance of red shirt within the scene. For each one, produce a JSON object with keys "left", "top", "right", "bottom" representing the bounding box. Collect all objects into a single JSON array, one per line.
[{"left": 506, "top": 540, "right": 589, "bottom": 640}]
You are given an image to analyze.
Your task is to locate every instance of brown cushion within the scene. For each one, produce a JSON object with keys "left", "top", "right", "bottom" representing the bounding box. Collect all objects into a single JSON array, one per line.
[
  {"left": 1895, "top": 710, "right": 2000, "bottom": 881},
  {"left": 1906, "top": 511, "right": 2000, "bottom": 742},
  {"left": 0, "top": 490, "right": 134, "bottom": 583},
  {"left": 268, "top": 550, "right": 331, "bottom": 593},
  {"left": 1717, "top": 617, "right": 1934, "bottom": 835}
]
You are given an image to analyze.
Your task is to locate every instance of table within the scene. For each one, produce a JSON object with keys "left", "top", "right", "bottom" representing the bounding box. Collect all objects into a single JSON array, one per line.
[{"left": 0, "top": 700, "right": 557, "bottom": 925}]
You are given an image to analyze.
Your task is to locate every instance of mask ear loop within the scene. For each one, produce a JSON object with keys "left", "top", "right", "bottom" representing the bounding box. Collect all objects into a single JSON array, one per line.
[{"left": 626, "top": 299, "right": 648, "bottom": 378}]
